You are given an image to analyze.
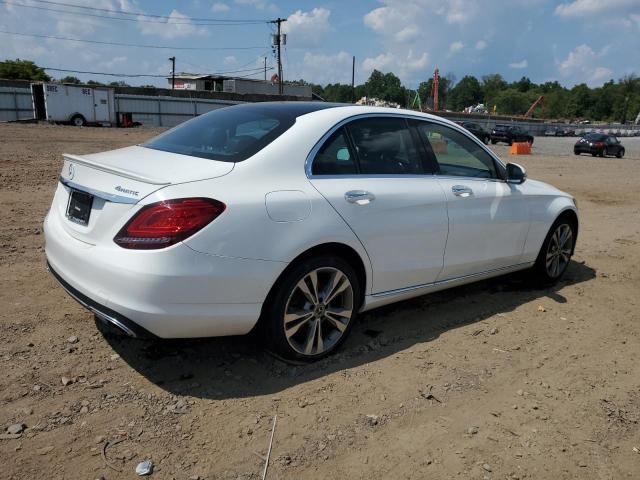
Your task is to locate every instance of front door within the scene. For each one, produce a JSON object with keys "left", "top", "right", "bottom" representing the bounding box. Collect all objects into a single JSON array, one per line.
[
  {"left": 412, "top": 120, "right": 530, "bottom": 280},
  {"left": 308, "top": 117, "right": 449, "bottom": 294}
]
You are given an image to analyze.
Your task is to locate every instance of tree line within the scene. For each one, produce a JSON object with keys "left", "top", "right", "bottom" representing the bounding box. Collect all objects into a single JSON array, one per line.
[
  {"left": 295, "top": 70, "right": 639, "bottom": 123},
  {"left": 2, "top": 58, "right": 638, "bottom": 122}
]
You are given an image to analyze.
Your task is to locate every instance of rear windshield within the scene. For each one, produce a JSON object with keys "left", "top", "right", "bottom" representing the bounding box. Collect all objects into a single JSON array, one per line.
[
  {"left": 583, "top": 133, "right": 606, "bottom": 141},
  {"left": 143, "top": 103, "right": 322, "bottom": 162}
]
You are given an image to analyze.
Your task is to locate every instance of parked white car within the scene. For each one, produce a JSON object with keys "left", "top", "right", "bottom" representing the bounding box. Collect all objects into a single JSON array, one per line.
[{"left": 44, "top": 103, "right": 578, "bottom": 360}]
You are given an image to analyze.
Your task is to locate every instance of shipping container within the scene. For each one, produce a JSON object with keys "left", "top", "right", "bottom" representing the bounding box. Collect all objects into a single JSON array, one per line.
[{"left": 31, "top": 83, "right": 116, "bottom": 126}]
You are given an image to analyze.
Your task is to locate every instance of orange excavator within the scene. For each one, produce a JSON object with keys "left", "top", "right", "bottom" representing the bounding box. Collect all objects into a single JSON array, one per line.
[{"left": 525, "top": 95, "right": 544, "bottom": 117}]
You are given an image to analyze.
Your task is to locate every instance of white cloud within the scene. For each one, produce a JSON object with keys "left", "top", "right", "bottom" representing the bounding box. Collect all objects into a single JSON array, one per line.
[
  {"left": 509, "top": 59, "right": 528, "bottom": 69},
  {"left": 138, "top": 9, "right": 207, "bottom": 39},
  {"left": 557, "top": 44, "right": 613, "bottom": 85},
  {"left": 395, "top": 26, "right": 419, "bottom": 42},
  {"left": 289, "top": 51, "right": 354, "bottom": 85},
  {"left": 223, "top": 56, "right": 237, "bottom": 66},
  {"left": 362, "top": 50, "right": 429, "bottom": 79},
  {"left": 234, "top": 0, "right": 276, "bottom": 11},
  {"left": 555, "top": 0, "right": 638, "bottom": 17},
  {"left": 475, "top": 40, "right": 487, "bottom": 50},
  {"left": 449, "top": 41, "right": 464, "bottom": 54},
  {"left": 211, "top": 2, "right": 230, "bottom": 12},
  {"left": 284, "top": 8, "right": 331, "bottom": 47}
]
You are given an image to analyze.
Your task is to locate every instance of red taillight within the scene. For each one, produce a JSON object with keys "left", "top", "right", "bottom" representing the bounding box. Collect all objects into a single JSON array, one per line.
[
  {"left": 595, "top": 141, "right": 604, "bottom": 147},
  {"left": 114, "top": 198, "right": 225, "bottom": 249}
]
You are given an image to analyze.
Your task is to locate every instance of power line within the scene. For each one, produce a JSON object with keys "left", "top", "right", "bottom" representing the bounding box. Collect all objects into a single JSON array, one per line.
[
  {"left": 0, "top": 1, "right": 267, "bottom": 25},
  {"left": 22, "top": 0, "right": 269, "bottom": 23},
  {"left": 43, "top": 66, "right": 274, "bottom": 78},
  {"left": 0, "top": 31, "right": 266, "bottom": 50}
]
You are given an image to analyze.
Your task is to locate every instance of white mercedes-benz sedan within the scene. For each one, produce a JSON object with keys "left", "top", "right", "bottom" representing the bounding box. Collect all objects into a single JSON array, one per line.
[{"left": 45, "top": 102, "right": 578, "bottom": 360}]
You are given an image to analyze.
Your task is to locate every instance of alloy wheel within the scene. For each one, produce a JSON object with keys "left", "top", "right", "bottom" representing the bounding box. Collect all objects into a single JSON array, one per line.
[
  {"left": 283, "top": 267, "right": 354, "bottom": 356},
  {"left": 546, "top": 224, "right": 573, "bottom": 278}
]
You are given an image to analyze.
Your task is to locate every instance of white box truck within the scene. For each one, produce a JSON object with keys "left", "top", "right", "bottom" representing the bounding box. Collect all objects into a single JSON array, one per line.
[{"left": 31, "top": 83, "right": 116, "bottom": 126}]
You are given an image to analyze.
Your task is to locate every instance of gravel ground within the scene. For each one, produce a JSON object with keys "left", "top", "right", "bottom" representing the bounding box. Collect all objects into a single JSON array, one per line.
[
  {"left": 1, "top": 124, "right": 639, "bottom": 480},
  {"left": 492, "top": 135, "right": 640, "bottom": 160}
]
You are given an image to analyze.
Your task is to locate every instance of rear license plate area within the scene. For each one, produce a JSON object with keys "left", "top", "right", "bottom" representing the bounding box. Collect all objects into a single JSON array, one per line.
[{"left": 66, "top": 189, "right": 93, "bottom": 226}]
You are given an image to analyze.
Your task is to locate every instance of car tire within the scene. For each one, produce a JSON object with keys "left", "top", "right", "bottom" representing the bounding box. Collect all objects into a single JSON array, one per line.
[
  {"left": 616, "top": 149, "right": 624, "bottom": 158},
  {"left": 483, "top": 135, "right": 490, "bottom": 145},
  {"left": 528, "top": 137, "right": 534, "bottom": 145},
  {"left": 531, "top": 217, "right": 576, "bottom": 285},
  {"left": 574, "top": 150, "right": 580, "bottom": 155},
  {"left": 71, "top": 114, "right": 86, "bottom": 127},
  {"left": 599, "top": 149, "right": 605, "bottom": 158},
  {"left": 491, "top": 139, "right": 497, "bottom": 145},
  {"left": 262, "top": 255, "right": 361, "bottom": 361}
]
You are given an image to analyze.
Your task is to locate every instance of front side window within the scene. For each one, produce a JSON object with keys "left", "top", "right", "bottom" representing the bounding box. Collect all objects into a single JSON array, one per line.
[
  {"left": 312, "top": 128, "right": 357, "bottom": 175},
  {"left": 414, "top": 122, "right": 499, "bottom": 179},
  {"left": 347, "top": 117, "right": 423, "bottom": 175}
]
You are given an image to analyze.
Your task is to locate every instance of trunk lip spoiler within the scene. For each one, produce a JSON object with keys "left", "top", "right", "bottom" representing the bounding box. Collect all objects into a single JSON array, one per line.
[
  {"left": 63, "top": 153, "right": 171, "bottom": 186},
  {"left": 59, "top": 176, "right": 141, "bottom": 205}
]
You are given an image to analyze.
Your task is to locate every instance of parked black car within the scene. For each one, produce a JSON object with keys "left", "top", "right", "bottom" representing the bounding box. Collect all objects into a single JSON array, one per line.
[
  {"left": 456, "top": 121, "right": 490, "bottom": 144},
  {"left": 545, "top": 126, "right": 575, "bottom": 137},
  {"left": 490, "top": 125, "right": 534, "bottom": 145},
  {"left": 574, "top": 133, "right": 625, "bottom": 158}
]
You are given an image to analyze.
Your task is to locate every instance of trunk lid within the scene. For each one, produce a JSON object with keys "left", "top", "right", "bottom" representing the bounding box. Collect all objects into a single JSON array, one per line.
[{"left": 54, "top": 145, "right": 234, "bottom": 245}]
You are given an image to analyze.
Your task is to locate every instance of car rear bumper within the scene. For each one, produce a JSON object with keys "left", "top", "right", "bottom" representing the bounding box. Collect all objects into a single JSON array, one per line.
[{"left": 44, "top": 209, "right": 286, "bottom": 338}]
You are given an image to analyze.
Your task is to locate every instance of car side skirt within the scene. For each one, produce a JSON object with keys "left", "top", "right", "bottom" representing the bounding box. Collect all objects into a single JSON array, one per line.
[{"left": 361, "top": 261, "right": 534, "bottom": 312}]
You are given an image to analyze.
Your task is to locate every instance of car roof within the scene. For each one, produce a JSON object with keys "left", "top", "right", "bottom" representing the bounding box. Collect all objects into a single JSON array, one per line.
[{"left": 224, "top": 101, "right": 346, "bottom": 118}]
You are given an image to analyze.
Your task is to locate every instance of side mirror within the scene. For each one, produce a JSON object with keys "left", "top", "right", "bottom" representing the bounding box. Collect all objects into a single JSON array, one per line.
[{"left": 506, "top": 163, "right": 527, "bottom": 184}]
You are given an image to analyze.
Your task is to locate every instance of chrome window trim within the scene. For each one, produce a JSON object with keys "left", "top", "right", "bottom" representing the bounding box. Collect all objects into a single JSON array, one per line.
[
  {"left": 59, "top": 176, "right": 139, "bottom": 205},
  {"left": 305, "top": 112, "right": 508, "bottom": 181}
]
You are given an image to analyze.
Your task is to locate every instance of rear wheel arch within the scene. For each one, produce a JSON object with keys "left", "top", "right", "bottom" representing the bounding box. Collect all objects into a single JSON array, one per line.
[{"left": 260, "top": 242, "right": 368, "bottom": 318}]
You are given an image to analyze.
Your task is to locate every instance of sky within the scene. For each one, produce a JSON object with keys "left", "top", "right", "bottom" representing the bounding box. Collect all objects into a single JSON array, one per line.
[{"left": 1, "top": 0, "right": 639, "bottom": 89}]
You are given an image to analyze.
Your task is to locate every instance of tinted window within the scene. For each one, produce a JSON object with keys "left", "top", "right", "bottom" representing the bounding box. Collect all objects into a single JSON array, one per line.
[
  {"left": 415, "top": 122, "right": 498, "bottom": 179},
  {"left": 348, "top": 117, "right": 423, "bottom": 175},
  {"left": 584, "top": 133, "right": 606, "bottom": 141},
  {"left": 312, "top": 128, "right": 357, "bottom": 175},
  {"left": 142, "top": 103, "right": 339, "bottom": 162}
]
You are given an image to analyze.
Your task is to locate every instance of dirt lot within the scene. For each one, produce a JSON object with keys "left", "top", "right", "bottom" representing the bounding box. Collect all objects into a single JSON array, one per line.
[{"left": 1, "top": 123, "right": 639, "bottom": 480}]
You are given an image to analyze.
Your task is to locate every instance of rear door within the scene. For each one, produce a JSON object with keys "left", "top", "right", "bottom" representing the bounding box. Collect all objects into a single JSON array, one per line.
[
  {"left": 411, "top": 120, "right": 530, "bottom": 280},
  {"left": 93, "top": 89, "right": 110, "bottom": 123},
  {"left": 308, "top": 116, "right": 448, "bottom": 294}
]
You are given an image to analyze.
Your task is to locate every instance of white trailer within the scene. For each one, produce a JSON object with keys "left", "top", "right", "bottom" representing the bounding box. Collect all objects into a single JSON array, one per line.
[{"left": 31, "top": 83, "right": 116, "bottom": 126}]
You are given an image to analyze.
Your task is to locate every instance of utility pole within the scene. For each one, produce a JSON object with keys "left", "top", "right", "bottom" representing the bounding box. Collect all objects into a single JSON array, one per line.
[
  {"left": 169, "top": 56, "right": 176, "bottom": 91},
  {"left": 351, "top": 56, "right": 355, "bottom": 103},
  {"left": 270, "top": 18, "right": 287, "bottom": 95},
  {"left": 264, "top": 57, "right": 267, "bottom": 81}
]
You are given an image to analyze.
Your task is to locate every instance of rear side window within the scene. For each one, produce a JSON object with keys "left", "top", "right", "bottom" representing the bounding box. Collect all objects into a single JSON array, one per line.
[
  {"left": 312, "top": 128, "right": 357, "bottom": 175},
  {"left": 143, "top": 106, "right": 294, "bottom": 162},
  {"left": 347, "top": 117, "right": 423, "bottom": 175},
  {"left": 415, "top": 122, "right": 498, "bottom": 179}
]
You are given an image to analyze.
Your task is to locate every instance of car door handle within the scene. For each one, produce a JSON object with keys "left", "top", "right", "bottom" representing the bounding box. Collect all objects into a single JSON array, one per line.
[
  {"left": 452, "top": 185, "right": 474, "bottom": 197},
  {"left": 345, "top": 190, "right": 375, "bottom": 205}
]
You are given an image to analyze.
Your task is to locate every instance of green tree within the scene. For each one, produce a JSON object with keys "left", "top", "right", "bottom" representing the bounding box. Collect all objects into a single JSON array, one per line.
[
  {"left": 362, "top": 70, "right": 407, "bottom": 106},
  {"left": 493, "top": 88, "right": 532, "bottom": 115},
  {"left": 59, "top": 76, "right": 81, "bottom": 84},
  {"left": 448, "top": 75, "right": 482, "bottom": 111},
  {"left": 0, "top": 59, "right": 50, "bottom": 81}
]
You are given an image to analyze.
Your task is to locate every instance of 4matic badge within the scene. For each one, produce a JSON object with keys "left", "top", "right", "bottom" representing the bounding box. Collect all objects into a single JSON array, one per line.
[{"left": 115, "top": 185, "right": 139, "bottom": 197}]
